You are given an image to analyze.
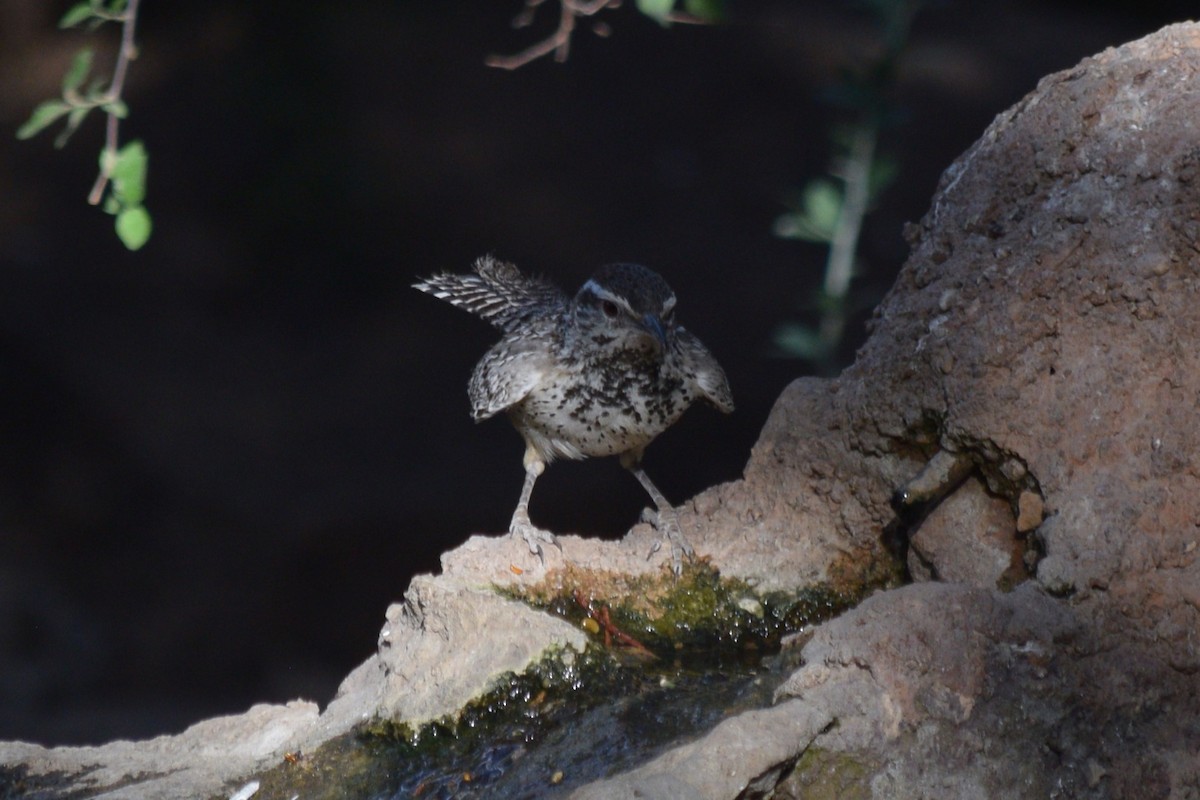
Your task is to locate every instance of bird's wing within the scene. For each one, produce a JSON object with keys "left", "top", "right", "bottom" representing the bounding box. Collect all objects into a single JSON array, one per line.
[
  {"left": 676, "top": 328, "right": 734, "bottom": 414},
  {"left": 414, "top": 255, "right": 567, "bottom": 332},
  {"left": 467, "top": 336, "right": 553, "bottom": 421}
]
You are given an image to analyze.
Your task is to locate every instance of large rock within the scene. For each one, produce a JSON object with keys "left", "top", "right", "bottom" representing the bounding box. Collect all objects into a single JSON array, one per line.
[
  {"left": 678, "top": 375, "right": 914, "bottom": 594},
  {"left": 906, "top": 474, "right": 1026, "bottom": 587},
  {"left": 374, "top": 569, "right": 588, "bottom": 723},
  {"left": 0, "top": 702, "right": 320, "bottom": 800},
  {"left": 0, "top": 521, "right": 843, "bottom": 799},
  {"left": 572, "top": 20, "right": 1200, "bottom": 798}
]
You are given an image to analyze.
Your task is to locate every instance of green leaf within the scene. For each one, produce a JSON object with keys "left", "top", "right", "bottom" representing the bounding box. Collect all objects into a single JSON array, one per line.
[
  {"left": 59, "top": 3, "right": 94, "bottom": 28},
  {"left": 774, "top": 180, "right": 844, "bottom": 243},
  {"left": 62, "top": 48, "right": 94, "bottom": 94},
  {"left": 101, "top": 99, "right": 129, "bottom": 119},
  {"left": 110, "top": 140, "right": 148, "bottom": 206},
  {"left": 868, "top": 155, "right": 899, "bottom": 201},
  {"left": 115, "top": 205, "right": 152, "bottom": 250},
  {"left": 772, "top": 323, "right": 828, "bottom": 360},
  {"left": 99, "top": 145, "right": 118, "bottom": 175},
  {"left": 683, "top": 0, "right": 724, "bottom": 21},
  {"left": 814, "top": 288, "right": 848, "bottom": 315},
  {"left": 636, "top": 0, "right": 676, "bottom": 25},
  {"left": 772, "top": 212, "right": 810, "bottom": 241},
  {"left": 55, "top": 106, "right": 92, "bottom": 148},
  {"left": 16, "top": 100, "right": 72, "bottom": 140},
  {"left": 802, "top": 179, "right": 843, "bottom": 235}
]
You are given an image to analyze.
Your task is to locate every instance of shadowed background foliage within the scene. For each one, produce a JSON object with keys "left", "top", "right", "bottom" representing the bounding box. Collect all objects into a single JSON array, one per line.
[{"left": 0, "top": 0, "right": 1191, "bottom": 745}]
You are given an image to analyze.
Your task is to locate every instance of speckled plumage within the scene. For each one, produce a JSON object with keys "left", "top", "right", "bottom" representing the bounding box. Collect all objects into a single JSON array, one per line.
[{"left": 414, "top": 256, "right": 733, "bottom": 572}]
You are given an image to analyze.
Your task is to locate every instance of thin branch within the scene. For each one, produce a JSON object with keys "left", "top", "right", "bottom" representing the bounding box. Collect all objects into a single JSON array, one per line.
[
  {"left": 88, "top": 0, "right": 142, "bottom": 205},
  {"left": 662, "top": 11, "right": 710, "bottom": 24},
  {"left": 817, "top": 122, "right": 877, "bottom": 359},
  {"left": 824, "top": 123, "right": 876, "bottom": 301},
  {"left": 486, "top": 0, "right": 619, "bottom": 70}
]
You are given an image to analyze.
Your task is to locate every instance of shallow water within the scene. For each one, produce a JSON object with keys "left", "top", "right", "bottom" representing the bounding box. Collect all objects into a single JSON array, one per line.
[
  {"left": 249, "top": 645, "right": 805, "bottom": 800},
  {"left": 372, "top": 652, "right": 790, "bottom": 799}
]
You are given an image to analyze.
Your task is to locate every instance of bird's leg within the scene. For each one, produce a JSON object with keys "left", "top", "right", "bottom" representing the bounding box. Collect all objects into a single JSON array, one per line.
[
  {"left": 621, "top": 451, "right": 694, "bottom": 575},
  {"left": 509, "top": 445, "right": 560, "bottom": 563}
]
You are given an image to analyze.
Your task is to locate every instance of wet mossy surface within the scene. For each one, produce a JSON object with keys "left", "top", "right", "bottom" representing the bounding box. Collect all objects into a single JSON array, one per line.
[
  {"left": 508, "top": 559, "right": 867, "bottom": 656},
  {"left": 0, "top": 765, "right": 96, "bottom": 800},
  {"left": 236, "top": 561, "right": 893, "bottom": 800},
  {"left": 775, "top": 746, "right": 878, "bottom": 800},
  {"left": 237, "top": 643, "right": 779, "bottom": 800},
  {"left": 0, "top": 763, "right": 170, "bottom": 800}
]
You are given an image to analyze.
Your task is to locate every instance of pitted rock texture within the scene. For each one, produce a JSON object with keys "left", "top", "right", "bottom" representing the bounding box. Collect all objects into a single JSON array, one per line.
[
  {"left": 616, "top": 20, "right": 1200, "bottom": 799},
  {"left": 845, "top": 21, "right": 1200, "bottom": 676}
]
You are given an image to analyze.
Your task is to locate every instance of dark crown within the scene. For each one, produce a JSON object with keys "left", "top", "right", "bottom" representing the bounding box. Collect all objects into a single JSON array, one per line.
[{"left": 577, "top": 263, "right": 677, "bottom": 317}]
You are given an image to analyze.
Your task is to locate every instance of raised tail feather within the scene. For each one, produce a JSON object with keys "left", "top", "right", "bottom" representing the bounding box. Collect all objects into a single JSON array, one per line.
[{"left": 413, "top": 255, "right": 566, "bottom": 331}]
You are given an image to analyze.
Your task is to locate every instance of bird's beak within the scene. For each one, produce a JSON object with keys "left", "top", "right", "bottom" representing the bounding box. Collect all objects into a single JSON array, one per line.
[{"left": 641, "top": 314, "right": 668, "bottom": 350}]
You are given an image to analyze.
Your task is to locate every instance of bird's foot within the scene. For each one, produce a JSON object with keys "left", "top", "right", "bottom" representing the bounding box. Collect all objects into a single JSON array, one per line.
[
  {"left": 641, "top": 507, "right": 694, "bottom": 576},
  {"left": 509, "top": 515, "right": 561, "bottom": 565}
]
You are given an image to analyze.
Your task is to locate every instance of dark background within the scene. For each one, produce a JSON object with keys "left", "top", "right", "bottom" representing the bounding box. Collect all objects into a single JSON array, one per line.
[{"left": 0, "top": 0, "right": 1191, "bottom": 746}]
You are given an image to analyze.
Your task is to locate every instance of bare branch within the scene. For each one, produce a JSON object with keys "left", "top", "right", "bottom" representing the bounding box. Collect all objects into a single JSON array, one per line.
[
  {"left": 88, "top": 0, "right": 142, "bottom": 206},
  {"left": 486, "top": 0, "right": 620, "bottom": 70},
  {"left": 663, "top": 10, "right": 711, "bottom": 25}
]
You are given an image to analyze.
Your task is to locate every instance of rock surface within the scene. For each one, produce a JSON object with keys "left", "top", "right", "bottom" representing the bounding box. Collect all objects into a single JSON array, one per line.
[
  {"left": 6, "top": 21, "right": 1200, "bottom": 800},
  {"left": 569, "top": 700, "right": 834, "bottom": 800},
  {"left": 572, "top": 19, "right": 1200, "bottom": 797},
  {"left": 906, "top": 474, "right": 1024, "bottom": 587},
  {"left": 0, "top": 702, "right": 320, "bottom": 800},
  {"left": 0, "top": 523, "right": 842, "bottom": 800},
  {"left": 374, "top": 569, "right": 588, "bottom": 724}
]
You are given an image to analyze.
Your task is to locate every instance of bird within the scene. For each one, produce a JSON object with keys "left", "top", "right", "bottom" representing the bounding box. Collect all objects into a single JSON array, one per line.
[{"left": 413, "top": 255, "right": 733, "bottom": 573}]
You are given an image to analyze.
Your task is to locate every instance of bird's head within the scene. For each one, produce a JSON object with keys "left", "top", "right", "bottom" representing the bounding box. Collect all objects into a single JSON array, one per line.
[{"left": 572, "top": 263, "right": 677, "bottom": 356}]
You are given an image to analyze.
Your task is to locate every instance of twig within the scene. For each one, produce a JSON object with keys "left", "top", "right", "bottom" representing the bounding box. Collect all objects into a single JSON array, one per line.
[
  {"left": 572, "top": 589, "right": 656, "bottom": 657},
  {"left": 817, "top": 121, "right": 877, "bottom": 353},
  {"left": 88, "top": 0, "right": 142, "bottom": 205},
  {"left": 662, "top": 11, "right": 710, "bottom": 24},
  {"left": 825, "top": 124, "right": 875, "bottom": 301},
  {"left": 486, "top": 0, "right": 619, "bottom": 70}
]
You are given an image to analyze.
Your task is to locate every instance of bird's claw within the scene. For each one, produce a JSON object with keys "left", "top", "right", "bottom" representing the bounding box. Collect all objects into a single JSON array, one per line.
[
  {"left": 641, "top": 508, "right": 694, "bottom": 576},
  {"left": 510, "top": 518, "right": 560, "bottom": 565}
]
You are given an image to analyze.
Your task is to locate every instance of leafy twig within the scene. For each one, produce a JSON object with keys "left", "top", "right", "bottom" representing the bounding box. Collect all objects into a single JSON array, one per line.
[
  {"left": 89, "top": 0, "right": 142, "bottom": 206},
  {"left": 772, "top": 0, "right": 922, "bottom": 370},
  {"left": 16, "top": 0, "right": 151, "bottom": 250}
]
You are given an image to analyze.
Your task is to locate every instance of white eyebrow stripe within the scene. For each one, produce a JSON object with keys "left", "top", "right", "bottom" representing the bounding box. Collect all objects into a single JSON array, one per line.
[{"left": 581, "top": 280, "right": 637, "bottom": 316}]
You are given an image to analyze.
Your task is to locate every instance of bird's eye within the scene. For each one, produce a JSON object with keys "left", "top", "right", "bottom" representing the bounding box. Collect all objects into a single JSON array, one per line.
[{"left": 601, "top": 300, "right": 619, "bottom": 318}]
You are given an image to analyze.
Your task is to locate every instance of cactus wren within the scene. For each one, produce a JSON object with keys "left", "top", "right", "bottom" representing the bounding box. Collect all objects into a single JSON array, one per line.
[{"left": 414, "top": 256, "right": 733, "bottom": 572}]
